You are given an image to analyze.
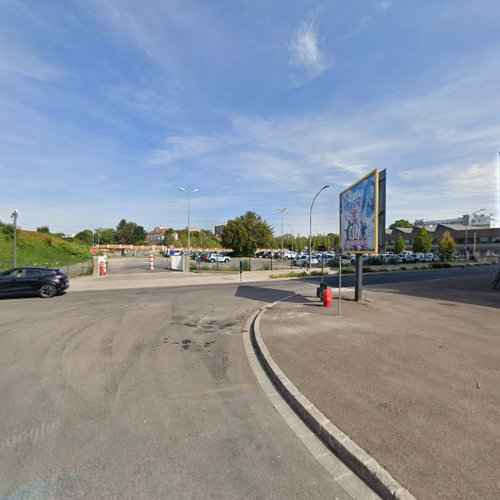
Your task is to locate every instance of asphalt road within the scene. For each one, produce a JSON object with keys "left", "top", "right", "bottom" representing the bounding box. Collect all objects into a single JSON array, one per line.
[
  {"left": 0, "top": 265, "right": 494, "bottom": 499},
  {"left": 0, "top": 281, "right": 355, "bottom": 499}
]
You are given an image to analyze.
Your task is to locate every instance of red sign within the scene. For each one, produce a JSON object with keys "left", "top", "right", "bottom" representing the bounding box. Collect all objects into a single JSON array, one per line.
[{"left": 91, "top": 247, "right": 98, "bottom": 254}]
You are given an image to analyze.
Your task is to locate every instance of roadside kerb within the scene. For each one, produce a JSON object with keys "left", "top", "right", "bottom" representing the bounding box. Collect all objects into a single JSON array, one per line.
[{"left": 250, "top": 298, "right": 416, "bottom": 500}]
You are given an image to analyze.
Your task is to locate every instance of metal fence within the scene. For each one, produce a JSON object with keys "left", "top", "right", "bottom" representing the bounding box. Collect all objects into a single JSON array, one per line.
[{"left": 0, "top": 259, "right": 93, "bottom": 277}]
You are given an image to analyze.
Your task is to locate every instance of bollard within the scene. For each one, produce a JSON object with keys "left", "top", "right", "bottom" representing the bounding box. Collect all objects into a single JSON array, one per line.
[
  {"left": 150, "top": 254, "right": 154, "bottom": 271},
  {"left": 99, "top": 260, "right": 106, "bottom": 277},
  {"left": 322, "top": 288, "right": 333, "bottom": 308}
]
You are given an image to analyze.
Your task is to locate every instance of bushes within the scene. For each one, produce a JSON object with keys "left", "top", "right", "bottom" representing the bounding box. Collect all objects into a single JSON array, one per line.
[{"left": 430, "top": 262, "right": 452, "bottom": 269}]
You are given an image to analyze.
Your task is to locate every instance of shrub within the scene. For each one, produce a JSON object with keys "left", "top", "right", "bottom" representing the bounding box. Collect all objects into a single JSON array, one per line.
[
  {"left": 430, "top": 262, "right": 452, "bottom": 269},
  {"left": 341, "top": 267, "right": 355, "bottom": 274},
  {"left": 366, "top": 256, "right": 383, "bottom": 266}
]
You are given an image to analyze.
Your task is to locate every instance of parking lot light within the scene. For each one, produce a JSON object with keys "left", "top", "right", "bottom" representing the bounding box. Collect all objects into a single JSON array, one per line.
[
  {"left": 277, "top": 208, "right": 288, "bottom": 259},
  {"left": 179, "top": 187, "right": 199, "bottom": 264},
  {"left": 309, "top": 186, "right": 330, "bottom": 271},
  {"left": 465, "top": 208, "right": 485, "bottom": 260},
  {"left": 10, "top": 209, "right": 19, "bottom": 268}
]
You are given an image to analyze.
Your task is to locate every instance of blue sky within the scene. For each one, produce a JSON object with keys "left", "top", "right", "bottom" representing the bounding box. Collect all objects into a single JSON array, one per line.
[{"left": 1, "top": 0, "right": 499, "bottom": 236}]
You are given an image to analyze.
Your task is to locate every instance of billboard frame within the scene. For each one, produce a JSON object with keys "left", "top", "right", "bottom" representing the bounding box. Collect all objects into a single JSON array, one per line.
[{"left": 339, "top": 168, "right": 380, "bottom": 254}]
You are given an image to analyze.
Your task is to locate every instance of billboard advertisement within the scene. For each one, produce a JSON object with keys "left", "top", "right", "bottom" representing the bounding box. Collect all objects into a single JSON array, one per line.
[{"left": 340, "top": 169, "right": 379, "bottom": 253}]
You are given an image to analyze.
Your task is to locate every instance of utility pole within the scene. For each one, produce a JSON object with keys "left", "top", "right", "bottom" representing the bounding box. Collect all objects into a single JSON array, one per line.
[
  {"left": 11, "top": 210, "right": 18, "bottom": 268},
  {"left": 309, "top": 186, "right": 330, "bottom": 271},
  {"left": 277, "top": 208, "right": 287, "bottom": 258},
  {"left": 179, "top": 187, "right": 199, "bottom": 265}
]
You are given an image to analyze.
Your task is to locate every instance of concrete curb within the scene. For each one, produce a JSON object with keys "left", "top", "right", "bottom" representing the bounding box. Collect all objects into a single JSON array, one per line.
[{"left": 250, "top": 299, "right": 417, "bottom": 500}]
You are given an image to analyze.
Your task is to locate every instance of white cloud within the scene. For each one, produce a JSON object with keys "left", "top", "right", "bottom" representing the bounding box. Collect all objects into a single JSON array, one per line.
[
  {"left": 0, "top": 38, "right": 62, "bottom": 81},
  {"left": 380, "top": 1, "right": 393, "bottom": 12},
  {"left": 289, "top": 13, "right": 332, "bottom": 84}
]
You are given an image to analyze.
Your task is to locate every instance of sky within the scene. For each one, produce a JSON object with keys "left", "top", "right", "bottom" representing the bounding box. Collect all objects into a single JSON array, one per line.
[{"left": 1, "top": 0, "right": 500, "bottom": 236}]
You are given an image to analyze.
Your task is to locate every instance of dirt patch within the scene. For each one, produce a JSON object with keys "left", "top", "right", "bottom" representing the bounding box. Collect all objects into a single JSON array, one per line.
[{"left": 261, "top": 275, "right": 500, "bottom": 500}]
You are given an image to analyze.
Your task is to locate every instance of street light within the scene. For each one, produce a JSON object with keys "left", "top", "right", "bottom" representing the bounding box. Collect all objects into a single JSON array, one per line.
[
  {"left": 179, "top": 187, "right": 199, "bottom": 263},
  {"left": 309, "top": 185, "right": 330, "bottom": 271},
  {"left": 277, "top": 208, "right": 288, "bottom": 258},
  {"left": 10, "top": 210, "right": 18, "bottom": 268},
  {"left": 465, "top": 208, "right": 485, "bottom": 260}
]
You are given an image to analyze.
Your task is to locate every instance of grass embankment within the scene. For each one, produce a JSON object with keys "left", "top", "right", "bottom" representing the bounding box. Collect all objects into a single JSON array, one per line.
[{"left": 0, "top": 228, "right": 92, "bottom": 271}]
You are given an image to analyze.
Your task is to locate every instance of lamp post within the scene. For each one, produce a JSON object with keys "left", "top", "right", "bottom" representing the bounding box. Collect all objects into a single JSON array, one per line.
[
  {"left": 309, "top": 185, "right": 330, "bottom": 271},
  {"left": 179, "top": 187, "right": 198, "bottom": 262},
  {"left": 277, "top": 208, "right": 288, "bottom": 258},
  {"left": 465, "top": 208, "right": 485, "bottom": 260},
  {"left": 10, "top": 209, "right": 18, "bottom": 268}
]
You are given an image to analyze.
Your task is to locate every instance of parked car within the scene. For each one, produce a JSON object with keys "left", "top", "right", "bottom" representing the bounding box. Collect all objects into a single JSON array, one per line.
[
  {"left": 293, "top": 256, "right": 319, "bottom": 267},
  {"left": 350, "top": 254, "right": 369, "bottom": 265},
  {"left": 276, "top": 250, "right": 295, "bottom": 259},
  {"left": 382, "top": 253, "right": 402, "bottom": 264},
  {"left": 207, "top": 253, "right": 230, "bottom": 263},
  {"left": 399, "top": 252, "right": 415, "bottom": 263},
  {"left": 0, "top": 267, "right": 69, "bottom": 298}
]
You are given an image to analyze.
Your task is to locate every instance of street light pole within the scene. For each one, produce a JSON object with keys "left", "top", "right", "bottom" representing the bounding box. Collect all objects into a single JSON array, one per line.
[
  {"left": 277, "top": 208, "right": 288, "bottom": 258},
  {"left": 10, "top": 210, "right": 18, "bottom": 268},
  {"left": 179, "top": 187, "right": 199, "bottom": 264},
  {"left": 465, "top": 208, "right": 485, "bottom": 260},
  {"left": 309, "top": 185, "right": 330, "bottom": 271}
]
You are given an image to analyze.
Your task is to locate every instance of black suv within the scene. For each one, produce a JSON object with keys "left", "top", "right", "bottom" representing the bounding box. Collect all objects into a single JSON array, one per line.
[{"left": 0, "top": 267, "right": 69, "bottom": 298}]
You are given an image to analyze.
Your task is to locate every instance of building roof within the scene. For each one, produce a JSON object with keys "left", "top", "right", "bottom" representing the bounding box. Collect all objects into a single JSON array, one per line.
[
  {"left": 147, "top": 227, "right": 166, "bottom": 235},
  {"left": 437, "top": 224, "right": 471, "bottom": 231}
]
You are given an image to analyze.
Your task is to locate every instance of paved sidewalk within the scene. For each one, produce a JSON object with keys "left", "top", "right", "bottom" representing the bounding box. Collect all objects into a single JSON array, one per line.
[{"left": 260, "top": 275, "right": 500, "bottom": 500}]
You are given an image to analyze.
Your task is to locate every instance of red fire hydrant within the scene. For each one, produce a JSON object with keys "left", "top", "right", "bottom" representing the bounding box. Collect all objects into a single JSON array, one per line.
[
  {"left": 99, "top": 260, "right": 106, "bottom": 277},
  {"left": 322, "top": 288, "right": 333, "bottom": 308}
]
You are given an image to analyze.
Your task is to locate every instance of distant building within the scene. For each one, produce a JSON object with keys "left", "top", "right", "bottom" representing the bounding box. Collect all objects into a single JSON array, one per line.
[
  {"left": 414, "top": 213, "right": 497, "bottom": 229},
  {"left": 146, "top": 227, "right": 178, "bottom": 245},
  {"left": 214, "top": 223, "right": 226, "bottom": 238},
  {"left": 385, "top": 224, "right": 500, "bottom": 255}
]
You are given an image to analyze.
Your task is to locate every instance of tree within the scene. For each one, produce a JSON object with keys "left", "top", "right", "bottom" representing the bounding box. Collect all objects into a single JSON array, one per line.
[
  {"left": 221, "top": 211, "right": 273, "bottom": 256},
  {"left": 37, "top": 226, "right": 50, "bottom": 233},
  {"left": 115, "top": 219, "right": 146, "bottom": 245},
  {"left": 412, "top": 227, "right": 432, "bottom": 253},
  {"left": 164, "top": 228, "right": 177, "bottom": 246},
  {"left": 394, "top": 235, "right": 406, "bottom": 254},
  {"left": 75, "top": 229, "right": 94, "bottom": 245},
  {"left": 95, "top": 228, "right": 116, "bottom": 245},
  {"left": 389, "top": 219, "right": 413, "bottom": 229},
  {"left": 438, "top": 231, "right": 457, "bottom": 261}
]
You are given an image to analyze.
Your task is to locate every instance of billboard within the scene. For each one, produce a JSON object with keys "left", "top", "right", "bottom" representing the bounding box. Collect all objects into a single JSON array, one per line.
[{"left": 339, "top": 169, "right": 379, "bottom": 253}]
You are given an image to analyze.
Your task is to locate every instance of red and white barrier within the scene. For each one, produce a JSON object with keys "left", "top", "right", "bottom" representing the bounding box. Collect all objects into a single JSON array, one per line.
[{"left": 150, "top": 254, "right": 154, "bottom": 271}]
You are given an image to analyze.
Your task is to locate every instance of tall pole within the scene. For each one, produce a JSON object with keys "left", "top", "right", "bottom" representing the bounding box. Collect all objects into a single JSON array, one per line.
[
  {"left": 309, "top": 186, "right": 330, "bottom": 271},
  {"left": 277, "top": 208, "right": 287, "bottom": 258},
  {"left": 465, "top": 208, "right": 485, "bottom": 260},
  {"left": 179, "top": 187, "right": 199, "bottom": 265},
  {"left": 187, "top": 192, "right": 191, "bottom": 257},
  {"left": 11, "top": 210, "right": 18, "bottom": 268}
]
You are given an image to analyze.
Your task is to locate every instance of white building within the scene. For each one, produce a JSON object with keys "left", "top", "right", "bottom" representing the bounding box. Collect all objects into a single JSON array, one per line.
[{"left": 414, "top": 213, "right": 497, "bottom": 229}]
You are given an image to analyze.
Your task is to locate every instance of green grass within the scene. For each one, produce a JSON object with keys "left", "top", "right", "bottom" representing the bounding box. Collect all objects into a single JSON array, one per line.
[{"left": 0, "top": 227, "right": 92, "bottom": 271}]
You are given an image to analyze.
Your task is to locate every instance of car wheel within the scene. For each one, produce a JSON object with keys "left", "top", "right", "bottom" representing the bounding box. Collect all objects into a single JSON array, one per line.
[
  {"left": 224, "top": 258, "right": 229, "bottom": 262},
  {"left": 39, "top": 283, "right": 57, "bottom": 298},
  {"left": 210, "top": 259, "right": 215, "bottom": 263}
]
